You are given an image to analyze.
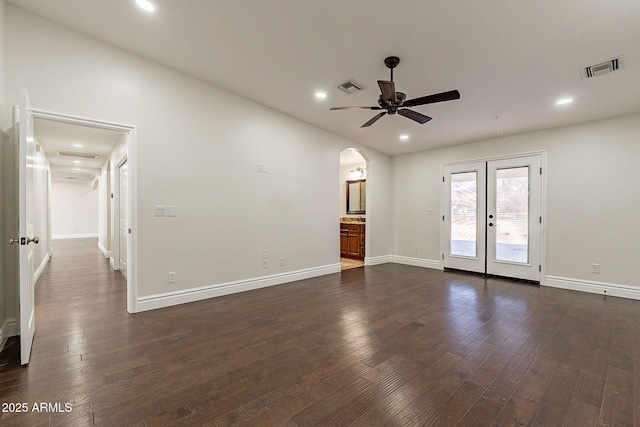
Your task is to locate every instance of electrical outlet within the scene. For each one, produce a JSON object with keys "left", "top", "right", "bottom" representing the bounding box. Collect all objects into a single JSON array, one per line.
[
  {"left": 263, "top": 260, "right": 268, "bottom": 269},
  {"left": 280, "top": 257, "right": 285, "bottom": 267},
  {"left": 168, "top": 272, "right": 176, "bottom": 283},
  {"left": 592, "top": 263, "right": 600, "bottom": 274},
  {"left": 263, "top": 249, "right": 269, "bottom": 259}
]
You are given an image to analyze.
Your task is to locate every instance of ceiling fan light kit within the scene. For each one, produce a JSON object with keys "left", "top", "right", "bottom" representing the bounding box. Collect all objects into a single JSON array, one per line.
[{"left": 331, "top": 56, "right": 460, "bottom": 128}]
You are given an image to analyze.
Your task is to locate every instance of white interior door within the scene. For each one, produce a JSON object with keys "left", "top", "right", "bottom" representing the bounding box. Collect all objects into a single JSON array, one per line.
[
  {"left": 14, "top": 88, "right": 38, "bottom": 365},
  {"left": 118, "top": 161, "right": 128, "bottom": 278},
  {"left": 443, "top": 162, "right": 487, "bottom": 273},
  {"left": 486, "top": 156, "right": 542, "bottom": 281},
  {"left": 443, "top": 154, "right": 543, "bottom": 282}
]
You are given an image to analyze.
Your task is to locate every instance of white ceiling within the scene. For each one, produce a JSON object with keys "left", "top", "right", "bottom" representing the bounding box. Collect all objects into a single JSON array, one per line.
[
  {"left": 34, "top": 118, "right": 125, "bottom": 185},
  {"left": 9, "top": 0, "right": 640, "bottom": 156}
]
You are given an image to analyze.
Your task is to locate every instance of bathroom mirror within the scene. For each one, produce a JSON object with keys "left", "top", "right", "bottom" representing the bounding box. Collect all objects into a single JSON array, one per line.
[{"left": 346, "top": 179, "right": 366, "bottom": 214}]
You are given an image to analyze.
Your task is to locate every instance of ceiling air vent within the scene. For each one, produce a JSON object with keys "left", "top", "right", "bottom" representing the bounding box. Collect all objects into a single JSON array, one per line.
[
  {"left": 581, "top": 56, "right": 623, "bottom": 79},
  {"left": 57, "top": 150, "right": 98, "bottom": 159},
  {"left": 337, "top": 79, "right": 366, "bottom": 95}
]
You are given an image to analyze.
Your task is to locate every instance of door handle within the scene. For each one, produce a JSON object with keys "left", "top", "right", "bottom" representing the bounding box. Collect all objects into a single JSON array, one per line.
[
  {"left": 488, "top": 223, "right": 494, "bottom": 227},
  {"left": 9, "top": 236, "right": 39, "bottom": 245}
]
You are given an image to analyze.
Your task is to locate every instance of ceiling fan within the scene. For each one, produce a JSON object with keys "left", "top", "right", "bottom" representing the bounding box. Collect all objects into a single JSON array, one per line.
[{"left": 330, "top": 56, "right": 460, "bottom": 128}]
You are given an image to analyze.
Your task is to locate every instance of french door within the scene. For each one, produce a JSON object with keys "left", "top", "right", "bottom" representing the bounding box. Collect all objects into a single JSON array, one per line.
[{"left": 443, "top": 155, "right": 542, "bottom": 282}]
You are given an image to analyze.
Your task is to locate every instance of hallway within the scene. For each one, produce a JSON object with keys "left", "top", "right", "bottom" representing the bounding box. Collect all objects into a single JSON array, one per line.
[{"left": 1, "top": 239, "right": 639, "bottom": 426}]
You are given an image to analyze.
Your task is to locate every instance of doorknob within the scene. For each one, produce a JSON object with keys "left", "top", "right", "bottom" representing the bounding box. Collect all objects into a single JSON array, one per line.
[
  {"left": 488, "top": 223, "right": 494, "bottom": 227},
  {"left": 488, "top": 214, "right": 494, "bottom": 219},
  {"left": 8, "top": 236, "right": 39, "bottom": 245}
]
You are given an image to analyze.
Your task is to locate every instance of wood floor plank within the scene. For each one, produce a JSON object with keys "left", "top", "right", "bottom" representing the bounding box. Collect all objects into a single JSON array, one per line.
[{"left": 1, "top": 238, "right": 638, "bottom": 426}]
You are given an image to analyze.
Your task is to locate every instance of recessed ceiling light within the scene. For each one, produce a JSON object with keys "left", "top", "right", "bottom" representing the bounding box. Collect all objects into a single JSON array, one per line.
[
  {"left": 399, "top": 134, "right": 410, "bottom": 141},
  {"left": 314, "top": 91, "right": 327, "bottom": 100},
  {"left": 73, "top": 160, "right": 82, "bottom": 165},
  {"left": 135, "top": 0, "right": 155, "bottom": 12},
  {"left": 72, "top": 143, "right": 83, "bottom": 148},
  {"left": 556, "top": 97, "right": 573, "bottom": 106}
]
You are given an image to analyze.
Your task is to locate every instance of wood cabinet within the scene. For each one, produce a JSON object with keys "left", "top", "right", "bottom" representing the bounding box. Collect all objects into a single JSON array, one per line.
[{"left": 339, "top": 222, "right": 365, "bottom": 260}]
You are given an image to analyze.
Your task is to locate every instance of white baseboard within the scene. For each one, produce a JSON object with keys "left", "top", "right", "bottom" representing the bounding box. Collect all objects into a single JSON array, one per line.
[
  {"left": 392, "top": 255, "right": 443, "bottom": 270},
  {"left": 545, "top": 275, "right": 640, "bottom": 300},
  {"left": 98, "top": 242, "right": 111, "bottom": 258},
  {"left": 52, "top": 233, "right": 99, "bottom": 240},
  {"left": 34, "top": 253, "right": 50, "bottom": 285},
  {"left": 110, "top": 257, "right": 115, "bottom": 269},
  {"left": 0, "top": 318, "right": 17, "bottom": 353},
  {"left": 365, "top": 255, "right": 393, "bottom": 266},
  {"left": 136, "top": 263, "right": 341, "bottom": 312}
]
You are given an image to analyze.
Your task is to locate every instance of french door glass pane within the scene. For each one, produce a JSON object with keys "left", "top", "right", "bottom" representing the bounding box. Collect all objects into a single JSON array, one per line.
[
  {"left": 451, "top": 171, "right": 477, "bottom": 257},
  {"left": 495, "top": 167, "right": 529, "bottom": 263}
]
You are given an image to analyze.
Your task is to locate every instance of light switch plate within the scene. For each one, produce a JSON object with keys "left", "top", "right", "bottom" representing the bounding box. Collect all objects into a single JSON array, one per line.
[
  {"left": 167, "top": 206, "right": 176, "bottom": 217},
  {"left": 154, "top": 205, "right": 167, "bottom": 217}
]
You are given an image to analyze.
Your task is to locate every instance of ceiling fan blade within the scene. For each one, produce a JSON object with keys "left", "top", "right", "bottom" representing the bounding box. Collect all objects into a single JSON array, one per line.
[
  {"left": 403, "top": 89, "right": 460, "bottom": 107},
  {"left": 398, "top": 108, "right": 432, "bottom": 124},
  {"left": 361, "top": 112, "right": 386, "bottom": 128},
  {"left": 378, "top": 80, "right": 397, "bottom": 103},
  {"left": 330, "top": 106, "right": 384, "bottom": 111}
]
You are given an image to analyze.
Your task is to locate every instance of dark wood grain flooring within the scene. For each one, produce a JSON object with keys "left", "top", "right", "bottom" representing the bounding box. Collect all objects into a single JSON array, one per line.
[{"left": 0, "top": 238, "right": 638, "bottom": 426}]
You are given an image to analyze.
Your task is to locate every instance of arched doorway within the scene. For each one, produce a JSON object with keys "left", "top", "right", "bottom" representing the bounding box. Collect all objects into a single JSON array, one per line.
[{"left": 339, "top": 148, "right": 369, "bottom": 270}]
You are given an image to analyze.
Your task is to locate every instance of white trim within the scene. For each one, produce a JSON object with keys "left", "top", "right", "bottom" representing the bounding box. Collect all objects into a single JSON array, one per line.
[
  {"left": 110, "top": 257, "right": 116, "bottom": 269},
  {"left": 393, "top": 256, "right": 443, "bottom": 270},
  {"left": 30, "top": 109, "right": 135, "bottom": 133},
  {"left": 52, "top": 233, "right": 99, "bottom": 240},
  {"left": 0, "top": 318, "right": 18, "bottom": 353},
  {"left": 98, "top": 241, "right": 111, "bottom": 258},
  {"left": 545, "top": 275, "right": 640, "bottom": 300},
  {"left": 34, "top": 253, "right": 50, "bottom": 285},
  {"left": 365, "top": 255, "right": 393, "bottom": 266},
  {"left": 136, "top": 263, "right": 341, "bottom": 312}
]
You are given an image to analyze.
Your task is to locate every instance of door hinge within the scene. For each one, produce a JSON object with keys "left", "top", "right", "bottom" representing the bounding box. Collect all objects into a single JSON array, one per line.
[
  {"left": 111, "top": 193, "right": 114, "bottom": 199},
  {"left": 442, "top": 254, "right": 445, "bottom": 260},
  {"left": 442, "top": 176, "right": 445, "bottom": 182},
  {"left": 539, "top": 216, "right": 542, "bottom": 224},
  {"left": 442, "top": 215, "right": 445, "bottom": 221},
  {"left": 540, "top": 167, "right": 542, "bottom": 175},
  {"left": 539, "top": 265, "right": 542, "bottom": 272},
  {"left": 128, "top": 228, "right": 132, "bottom": 234}
]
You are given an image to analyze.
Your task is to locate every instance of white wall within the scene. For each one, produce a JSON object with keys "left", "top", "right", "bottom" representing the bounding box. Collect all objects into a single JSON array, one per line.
[
  {"left": 51, "top": 180, "right": 99, "bottom": 239},
  {"left": 4, "top": 6, "right": 394, "bottom": 310},
  {"left": 393, "top": 113, "right": 640, "bottom": 294},
  {"left": 98, "top": 160, "right": 110, "bottom": 256}
]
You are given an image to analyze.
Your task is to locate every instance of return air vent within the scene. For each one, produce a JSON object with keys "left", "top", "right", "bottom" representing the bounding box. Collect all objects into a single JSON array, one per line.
[
  {"left": 581, "top": 56, "right": 623, "bottom": 79},
  {"left": 337, "top": 79, "right": 366, "bottom": 95},
  {"left": 57, "top": 150, "right": 98, "bottom": 159}
]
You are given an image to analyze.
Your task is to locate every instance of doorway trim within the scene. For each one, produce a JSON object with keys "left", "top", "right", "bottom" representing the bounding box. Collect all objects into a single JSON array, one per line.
[
  {"left": 30, "top": 108, "right": 138, "bottom": 313},
  {"left": 439, "top": 151, "right": 547, "bottom": 282}
]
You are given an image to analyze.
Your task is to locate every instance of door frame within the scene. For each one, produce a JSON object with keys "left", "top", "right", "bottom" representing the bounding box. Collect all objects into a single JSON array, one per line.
[
  {"left": 439, "top": 151, "right": 547, "bottom": 282},
  {"left": 30, "top": 108, "right": 138, "bottom": 313}
]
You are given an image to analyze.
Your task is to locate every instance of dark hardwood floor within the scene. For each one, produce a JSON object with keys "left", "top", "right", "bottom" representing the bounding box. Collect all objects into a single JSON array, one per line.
[{"left": 0, "top": 238, "right": 638, "bottom": 426}]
